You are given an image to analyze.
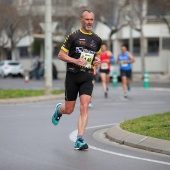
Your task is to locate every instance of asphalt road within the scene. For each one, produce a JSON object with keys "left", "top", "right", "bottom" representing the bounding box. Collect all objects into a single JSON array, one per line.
[{"left": 0, "top": 78, "right": 170, "bottom": 170}]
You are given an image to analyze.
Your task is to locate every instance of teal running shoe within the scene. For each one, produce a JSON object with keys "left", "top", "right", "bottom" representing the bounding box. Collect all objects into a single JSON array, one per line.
[
  {"left": 74, "top": 139, "right": 88, "bottom": 150},
  {"left": 52, "top": 103, "right": 62, "bottom": 126}
]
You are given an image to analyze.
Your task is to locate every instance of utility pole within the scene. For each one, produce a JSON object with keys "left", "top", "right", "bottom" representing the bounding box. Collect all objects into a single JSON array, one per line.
[
  {"left": 129, "top": 0, "right": 133, "bottom": 54},
  {"left": 44, "top": 0, "right": 52, "bottom": 95}
]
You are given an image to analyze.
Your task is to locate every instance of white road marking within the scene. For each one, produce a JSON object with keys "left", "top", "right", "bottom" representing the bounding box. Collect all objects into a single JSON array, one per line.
[
  {"left": 140, "top": 101, "right": 166, "bottom": 105},
  {"left": 148, "top": 88, "right": 170, "bottom": 92},
  {"left": 69, "top": 124, "right": 170, "bottom": 166}
]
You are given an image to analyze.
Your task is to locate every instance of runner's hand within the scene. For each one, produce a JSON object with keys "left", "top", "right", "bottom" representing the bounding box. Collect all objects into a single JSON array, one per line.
[
  {"left": 93, "top": 57, "right": 101, "bottom": 68},
  {"left": 76, "top": 57, "right": 87, "bottom": 67}
]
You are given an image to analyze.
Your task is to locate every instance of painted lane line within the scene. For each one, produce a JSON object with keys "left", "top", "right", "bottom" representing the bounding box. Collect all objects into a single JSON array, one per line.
[
  {"left": 69, "top": 124, "right": 170, "bottom": 166},
  {"left": 86, "top": 123, "right": 118, "bottom": 129},
  {"left": 88, "top": 145, "right": 170, "bottom": 165},
  {"left": 148, "top": 88, "right": 170, "bottom": 92}
]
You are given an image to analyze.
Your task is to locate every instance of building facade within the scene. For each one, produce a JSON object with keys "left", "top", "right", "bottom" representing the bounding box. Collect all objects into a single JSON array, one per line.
[
  {"left": 111, "top": 0, "right": 170, "bottom": 80},
  {"left": 1, "top": 0, "right": 169, "bottom": 79}
]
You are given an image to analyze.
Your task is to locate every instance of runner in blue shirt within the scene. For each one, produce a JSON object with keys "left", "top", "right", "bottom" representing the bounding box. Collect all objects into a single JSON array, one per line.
[{"left": 117, "top": 45, "right": 135, "bottom": 98}]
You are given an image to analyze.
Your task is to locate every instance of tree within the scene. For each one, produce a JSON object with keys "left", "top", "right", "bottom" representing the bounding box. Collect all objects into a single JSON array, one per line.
[
  {"left": 0, "top": 10, "right": 9, "bottom": 60},
  {"left": 0, "top": 3, "right": 30, "bottom": 60},
  {"left": 0, "top": 3, "right": 10, "bottom": 60},
  {"left": 148, "top": 0, "right": 170, "bottom": 35},
  {"left": 88, "top": 0, "right": 129, "bottom": 49},
  {"left": 126, "top": 0, "right": 148, "bottom": 76},
  {"left": 127, "top": 0, "right": 170, "bottom": 76},
  {"left": 52, "top": 0, "right": 82, "bottom": 37}
]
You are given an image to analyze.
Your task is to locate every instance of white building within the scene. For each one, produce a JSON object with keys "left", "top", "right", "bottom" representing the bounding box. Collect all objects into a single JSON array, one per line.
[
  {"left": 110, "top": 0, "right": 170, "bottom": 80},
  {"left": 1, "top": 0, "right": 170, "bottom": 80}
]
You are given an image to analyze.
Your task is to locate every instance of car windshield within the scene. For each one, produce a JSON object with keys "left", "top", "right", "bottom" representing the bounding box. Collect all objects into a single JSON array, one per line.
[{"left": 8, "top": 62, "right": 20, "bottom": 66}]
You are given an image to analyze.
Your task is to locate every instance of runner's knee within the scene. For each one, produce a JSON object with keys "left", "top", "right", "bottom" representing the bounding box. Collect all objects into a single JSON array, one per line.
[
  {"left": 80, "top": 103, "right": 89, "bottom": 112},
  {"left": 65, "top": 108, "right": 74, "bottom": 115}
]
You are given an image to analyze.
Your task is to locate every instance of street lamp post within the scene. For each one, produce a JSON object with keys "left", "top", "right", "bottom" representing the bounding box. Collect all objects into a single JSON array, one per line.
[
  {"left": 44, "top": 0, "right": 52, "bottom": 95},
  {"left": 129, "top": 24, "right": 133, "bottom": 53},
  {"left": 129, "top": 0, "right": 133, "bottom": 54}
]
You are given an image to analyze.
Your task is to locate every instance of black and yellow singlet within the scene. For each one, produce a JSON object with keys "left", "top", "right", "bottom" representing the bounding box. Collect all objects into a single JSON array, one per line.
[{"left": 61, "top": 29, "right": 102, "bottom": 73}]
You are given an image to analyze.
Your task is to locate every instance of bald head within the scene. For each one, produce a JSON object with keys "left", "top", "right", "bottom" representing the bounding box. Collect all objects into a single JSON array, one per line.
[{"left": 81, "top": 10, "right": 94, "bottom": 19}]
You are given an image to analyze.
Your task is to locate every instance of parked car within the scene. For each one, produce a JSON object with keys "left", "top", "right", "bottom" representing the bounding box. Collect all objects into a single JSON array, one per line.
[
  {"left": 29, "top": 61, "right": 58, "bottom": 79},
  {"left": 0, "top": 60, "right": 24, "bottom": 78}
]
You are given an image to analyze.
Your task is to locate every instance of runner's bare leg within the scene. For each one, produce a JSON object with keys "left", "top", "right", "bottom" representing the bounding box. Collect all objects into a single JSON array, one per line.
[
  {"left": 59, "top": 101, "right": 76, "bottom": 115},
  {"left": 78, "top": 95, "right": 91, "bottom": 135},
  {"left": 122, "top": 76, "right": 127, "bottom": 93}
]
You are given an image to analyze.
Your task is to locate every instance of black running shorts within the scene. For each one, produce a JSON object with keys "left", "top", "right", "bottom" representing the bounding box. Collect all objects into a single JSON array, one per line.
[
  {"left": 65, "top": 71, "right": 95, "bottom": 101},
  {"left": 120, "top": 69, "right": 132, "bottom": 79},
  {"left": 99, "top": 69, "right": 110, "bottom": 75}
]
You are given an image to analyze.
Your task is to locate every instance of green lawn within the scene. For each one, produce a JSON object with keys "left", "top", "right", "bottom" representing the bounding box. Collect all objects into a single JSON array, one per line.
[
  {"left": 120, "top": 112, "right": 170, "bottom": 141},
  {"left": 0, "top": 89, "right": 64, "bottom": 99}
]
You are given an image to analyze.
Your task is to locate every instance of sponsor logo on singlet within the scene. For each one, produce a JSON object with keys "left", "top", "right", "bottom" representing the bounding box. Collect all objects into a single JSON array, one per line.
[
  {"left": 90, "top": 40, "right": 96, "bottom": 47},
  {"left": 75, "top": 47, "right": 95, "bottom": 55},
  {"left": 79, "top": 39, "right": 86, "bottom": 45}
]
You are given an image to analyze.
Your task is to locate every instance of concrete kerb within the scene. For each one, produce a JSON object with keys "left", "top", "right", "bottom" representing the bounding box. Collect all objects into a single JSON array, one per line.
[
  {"left": 0, "top": 93, "right": 65, "bottom": 105},
  {"left": 105, "top": 124, "right": 170, "bottom": 155}
]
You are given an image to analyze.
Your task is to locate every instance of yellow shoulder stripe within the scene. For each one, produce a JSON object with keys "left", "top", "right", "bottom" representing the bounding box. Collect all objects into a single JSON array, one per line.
[
  {"left": 61, "top": 46, "right": 69, "bottom": 53},
  {"left": 96, "top": 49, "right": 101, "bottom": 55}
]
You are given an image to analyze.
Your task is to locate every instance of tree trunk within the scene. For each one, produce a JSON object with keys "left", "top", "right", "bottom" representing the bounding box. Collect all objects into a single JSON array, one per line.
[
  {"left": 11, "top": 39, "right": 17, "bottom": 61},
  {"left": 107, "top": 36, "right": 112, "bottom": 51},
  {"left": 0, "top": 47, "right": 8, "bottom": 60},
  {"left": 11, "top": 47, "right": 16, "bottom": 61},
  {"left": 0, "top": 47, "right": 3, "bottom": 60}
]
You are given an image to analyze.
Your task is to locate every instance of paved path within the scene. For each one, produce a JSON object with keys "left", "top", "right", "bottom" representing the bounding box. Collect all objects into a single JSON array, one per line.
[
  {"left": 0, "top": 78, "right": 170, "bottom": 170},
  {"left": 0, "top": 79, "right": 170, "bottom": 155}
]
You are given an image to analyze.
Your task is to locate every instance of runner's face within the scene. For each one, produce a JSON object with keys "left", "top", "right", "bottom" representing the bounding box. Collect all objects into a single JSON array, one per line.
[
  {"left": 121, "top": 46, "right": 127, "bottom": 53},
  {"left": 80, "top": 12, "right": 94, "bottom": 32},
  {"left": 101, "top": 45, "right": 107, "bottom": 52}
]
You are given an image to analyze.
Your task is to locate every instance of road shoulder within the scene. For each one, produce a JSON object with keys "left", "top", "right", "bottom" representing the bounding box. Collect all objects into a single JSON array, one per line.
[
  {"left": 105, "top": 124, "right": 170, "bottom": 155},
  {"left": 0, "top": 93, "right": 64, "bottom": 105}
]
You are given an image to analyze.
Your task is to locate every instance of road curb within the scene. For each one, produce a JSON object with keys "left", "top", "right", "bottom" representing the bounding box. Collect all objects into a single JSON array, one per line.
[
  {"left": 0, "top": 93, "right": 65, "bottom": 105},
  {"left": 105, "top": 124, "right": 170, "bottom": 155}
]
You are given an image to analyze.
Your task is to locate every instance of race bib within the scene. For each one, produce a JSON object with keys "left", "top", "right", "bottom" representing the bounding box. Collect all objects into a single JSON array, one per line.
[
  {"left": 80, "top": 52, "right": 94, "bottom": 69},
  {"left": 101, "top": 63, "right": 109, "bottom": 69},
  {"left": 121, "top": 61, "right": 128, "bottom": 67}
]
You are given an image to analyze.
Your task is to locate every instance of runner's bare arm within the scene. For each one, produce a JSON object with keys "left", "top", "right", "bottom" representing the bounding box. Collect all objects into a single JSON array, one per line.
[
  {"left": 93, "top": 54, "right": 101, "bottom": 68},
  {"left": 58, "top": 50, "right": 87, "bottom": 67},
  {"left": 127, "top": 52, "right": 135, "bottom": 63},
  {"left": 117, "top": 55, "right": 120, "bottom": 63},
  {"left": 107, "top": 50, "right": 112, "bottom": 57}
]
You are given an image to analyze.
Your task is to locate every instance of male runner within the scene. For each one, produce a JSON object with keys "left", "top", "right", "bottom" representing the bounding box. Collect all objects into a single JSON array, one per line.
[
  {"left": 117, "top": 45, "right": 135, "bottom": 98},
  {"left": 52, "top": 10, "right": 102, "bottom": 150}
]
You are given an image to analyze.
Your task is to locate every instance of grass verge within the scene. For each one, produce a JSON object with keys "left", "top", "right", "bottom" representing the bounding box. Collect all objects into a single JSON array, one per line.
[
  {"left": 0, "top": 89, "right": 64, "bottom": 99},
  {"left": 120, "top": 112, "right": 170, "bottom": 141}
]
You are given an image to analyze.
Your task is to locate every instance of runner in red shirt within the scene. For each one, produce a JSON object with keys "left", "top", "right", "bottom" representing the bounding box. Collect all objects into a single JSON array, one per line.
[{"left": 99, "top": 44, "right": 112, "bottom": 98}]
